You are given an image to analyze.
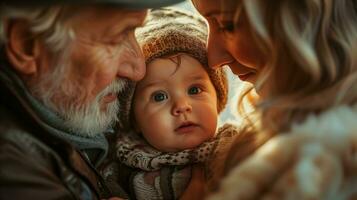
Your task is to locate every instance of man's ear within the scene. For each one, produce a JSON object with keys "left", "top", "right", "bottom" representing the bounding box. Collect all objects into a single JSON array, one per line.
[{"left": 5, "top": 19, "right": 41, "bottom": 75}]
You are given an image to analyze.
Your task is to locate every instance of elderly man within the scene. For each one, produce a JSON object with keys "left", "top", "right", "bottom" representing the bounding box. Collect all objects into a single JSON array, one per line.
[{"left": 0, "top": 0, "right": 183, "bottom": 199}]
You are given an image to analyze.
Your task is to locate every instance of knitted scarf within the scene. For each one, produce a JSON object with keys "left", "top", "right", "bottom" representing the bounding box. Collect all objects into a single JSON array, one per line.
[
  {"left": 116, "top": 124, "right": 238, "bottom": 171},
  {"left": 0, "top": 56, "right": 127, "bottom": 166},
  {"left": 114, "top": 124, "right": 239, "bottom": 199}
]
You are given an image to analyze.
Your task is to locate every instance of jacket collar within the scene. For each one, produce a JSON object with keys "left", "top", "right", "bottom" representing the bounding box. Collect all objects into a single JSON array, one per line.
[{"left": 0, "top": 56, "right": 108, "bottom": 166}]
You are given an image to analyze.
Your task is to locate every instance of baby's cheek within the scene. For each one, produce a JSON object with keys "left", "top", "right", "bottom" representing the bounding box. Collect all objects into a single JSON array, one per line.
[
  {"left": 141, "top": 111, "right": 172, "bottom": 139},
  {"left": 206, "top": 118, "right": 218, "bottom": 138},
  {"left": 152, "top": 115, "right": 172, "bottom": 133},
  {"left": 198, "top": 104, "right": 218, "bottom": 136}
]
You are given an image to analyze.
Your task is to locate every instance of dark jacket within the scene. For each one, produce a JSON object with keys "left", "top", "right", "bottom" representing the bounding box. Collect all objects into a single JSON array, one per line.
[{"left": 0, "top": 60, "right": 125, "bottom": 199}]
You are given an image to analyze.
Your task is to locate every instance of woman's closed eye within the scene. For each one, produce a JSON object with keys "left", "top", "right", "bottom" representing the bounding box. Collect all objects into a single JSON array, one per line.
[
  {"left": 209, "top": 17, "right": 236, "bottom": 38},
  {"left": 218, "top": 21, "right": 235, "bottom": 33},
  {"left": 151, "top": 91, "right": 168, "bottom": 102}
]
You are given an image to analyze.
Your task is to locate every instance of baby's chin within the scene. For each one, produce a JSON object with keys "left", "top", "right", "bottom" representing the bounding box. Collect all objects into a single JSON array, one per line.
[
  {"left": 157, "top": 143, "right": 200, "bottom": 153},
  {"left": 168, "top": 139, "right": 214, "bottom": 152},
  {"left": 153, "top": 129, "right": 216, "bottom": 152}
]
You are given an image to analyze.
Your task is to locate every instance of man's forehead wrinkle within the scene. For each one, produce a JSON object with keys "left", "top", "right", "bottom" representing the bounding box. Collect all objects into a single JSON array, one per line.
[
  {"left": 71, "top": 7, "right": 145, "bottom": 24},
  {"left": 72, "top": 10, "right": 146, "bottom": 40},
  {"left": 109, "top": 18, "right": 140, "bottom": 32}
]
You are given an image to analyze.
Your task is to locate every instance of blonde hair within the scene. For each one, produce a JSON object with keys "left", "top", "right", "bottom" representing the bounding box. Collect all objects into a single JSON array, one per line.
[
  {"left": 0, "top": 5, "right": 75, "bottom": 53},
  {"left": 208, "top": 0, "right": 357, "bottom": 191},
  {"left": 237, "top": 0, "right": 357, "bottom": 132}
]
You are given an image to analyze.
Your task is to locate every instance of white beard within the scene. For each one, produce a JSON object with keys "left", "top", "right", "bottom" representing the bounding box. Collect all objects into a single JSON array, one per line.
[
  {"left": 58, "top": 79, "right": 127, "bottom": 137},
  {"left": 29, "top": 51, "right": 128, "bottom": 137}
]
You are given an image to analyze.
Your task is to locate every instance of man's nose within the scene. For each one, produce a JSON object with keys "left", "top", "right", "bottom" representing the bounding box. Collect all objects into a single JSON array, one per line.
[
  {"left": 116, "top": 32, "right": 146, "bottom": 81},
  {"left": 172, "top": 98, "right": 192, "bottom": 116}
]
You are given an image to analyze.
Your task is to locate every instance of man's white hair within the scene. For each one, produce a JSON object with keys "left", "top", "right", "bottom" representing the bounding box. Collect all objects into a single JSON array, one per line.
[{"left": 0, "top": 5, "right": 75, "bottom": 52}]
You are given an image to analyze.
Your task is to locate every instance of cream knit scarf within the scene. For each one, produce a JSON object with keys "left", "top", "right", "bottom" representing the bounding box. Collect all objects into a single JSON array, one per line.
[{"left": 116, "top": 124, "right": 238, "bottom": 171}]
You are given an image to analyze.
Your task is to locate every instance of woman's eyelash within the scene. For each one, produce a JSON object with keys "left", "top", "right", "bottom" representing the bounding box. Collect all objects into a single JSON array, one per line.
[{"left": 219, "top": 22, "right": 235, "bottom": 32}]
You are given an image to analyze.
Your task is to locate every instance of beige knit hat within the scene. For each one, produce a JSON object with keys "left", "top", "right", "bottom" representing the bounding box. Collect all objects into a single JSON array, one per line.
[{"left": 136, "top": 7, "right": 228, "bottom": 113}]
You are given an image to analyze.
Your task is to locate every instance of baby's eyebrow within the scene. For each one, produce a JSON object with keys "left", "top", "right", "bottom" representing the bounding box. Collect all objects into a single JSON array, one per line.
[
  {"left": 187, "top": 75, "right": 207, "bottom": 81},
  {"left": 137, "top": 80, "right": 166, "bottom": 91}
]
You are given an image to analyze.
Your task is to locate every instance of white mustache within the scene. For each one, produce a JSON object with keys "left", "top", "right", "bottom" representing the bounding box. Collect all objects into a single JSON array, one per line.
[{"left": 98, "top": 79, "right": 128, "bottom": 100}]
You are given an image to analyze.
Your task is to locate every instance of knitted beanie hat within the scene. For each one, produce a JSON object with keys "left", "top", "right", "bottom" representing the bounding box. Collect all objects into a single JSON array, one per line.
[{"left": 136, "top": 7, "right": 228, "bottom": 113}]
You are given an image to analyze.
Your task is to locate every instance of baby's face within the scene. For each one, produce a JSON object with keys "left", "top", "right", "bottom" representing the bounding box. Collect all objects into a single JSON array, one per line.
[{"left": 133, "top": 54, "right": 218, "bottom": 152}]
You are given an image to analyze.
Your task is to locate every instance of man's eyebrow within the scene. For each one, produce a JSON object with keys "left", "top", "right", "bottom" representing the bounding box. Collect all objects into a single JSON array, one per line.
[{"left": 115, "top": 21, "right": 142, "bottom": 32}]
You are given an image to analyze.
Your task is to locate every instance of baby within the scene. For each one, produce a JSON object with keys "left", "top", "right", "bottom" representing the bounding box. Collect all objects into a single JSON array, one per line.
[{"left": 113, "top": 8, "right": 236, "bottom": 200}]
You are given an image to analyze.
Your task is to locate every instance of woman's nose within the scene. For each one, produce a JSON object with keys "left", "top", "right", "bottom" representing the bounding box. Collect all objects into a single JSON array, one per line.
[
  {"left": 172, "top": 99, "right": 192, "bottom": 116},
  {"left": 207, "top": 30, "right": 235, "bottom": 69}
]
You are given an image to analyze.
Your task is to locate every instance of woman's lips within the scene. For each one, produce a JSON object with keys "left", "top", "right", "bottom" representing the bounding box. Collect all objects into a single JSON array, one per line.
[
  {"left": 238, "top": 72, "right": 255, "bottom": 81},
  {"left": 228, "top": 62, "right": 257, "bottom": 81}
]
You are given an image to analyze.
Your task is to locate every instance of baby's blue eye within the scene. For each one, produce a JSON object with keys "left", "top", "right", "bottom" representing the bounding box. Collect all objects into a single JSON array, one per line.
[
  {"left": 152, "top": 92, "right": 168, "bottom": 102},
  {"left": 188, "top": 86, "right": 202, "bottom": 95}
]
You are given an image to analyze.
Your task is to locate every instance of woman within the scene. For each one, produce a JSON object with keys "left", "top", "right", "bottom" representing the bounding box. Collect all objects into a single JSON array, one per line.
[{"left": 190, "top": 0, "right": 357, "bottom": 199}]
